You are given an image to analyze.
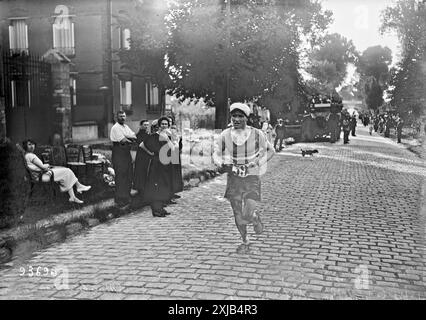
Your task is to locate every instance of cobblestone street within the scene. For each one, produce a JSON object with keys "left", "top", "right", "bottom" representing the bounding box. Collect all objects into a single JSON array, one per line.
[{"left": 1, "top": 126, "right": 425, "bottom": 300}]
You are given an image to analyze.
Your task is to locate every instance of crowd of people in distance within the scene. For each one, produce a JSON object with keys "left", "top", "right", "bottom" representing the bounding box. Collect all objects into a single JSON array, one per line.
[
  {"left": 358, "top": 111, "right": 406, "bottom": 143},
  {"left": 110, "top": 111, "right": 183, "bottom": 217}
]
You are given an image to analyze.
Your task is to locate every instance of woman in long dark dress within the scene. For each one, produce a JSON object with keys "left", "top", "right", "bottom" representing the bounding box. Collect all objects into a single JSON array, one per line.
[
  {"left": 132, "top": 120, "right": 152, "bottom": 198},
  {"left": 143, "top": 117, "right": 177, "bottom": 217}
]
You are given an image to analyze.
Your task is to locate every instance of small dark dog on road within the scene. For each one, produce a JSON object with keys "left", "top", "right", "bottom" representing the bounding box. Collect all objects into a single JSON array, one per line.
[{"left": 301, "top": 149, "right": 319, "bottom": 157}]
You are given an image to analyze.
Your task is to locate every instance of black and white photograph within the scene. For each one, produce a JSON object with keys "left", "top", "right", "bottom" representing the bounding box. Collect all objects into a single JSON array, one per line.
[{"left": 0, "top": 0, "right": 425, "bottom": 304}]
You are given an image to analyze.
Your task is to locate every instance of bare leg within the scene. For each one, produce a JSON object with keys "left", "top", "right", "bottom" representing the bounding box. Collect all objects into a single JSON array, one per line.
[
  {"left": 75, "top": 180, "right": 91, "bottom": 193},
  {"left": 242, "top": 198, "right": 256, "bottom": 222},
  {"left": 68, "top": 187, "right": 83, "bottom": 203},
  {"left": 230, "top": 199, "right": 249, "bottom": 241},
  {"left": 243, "top": 198, "right": 263, "bottom": 234}
]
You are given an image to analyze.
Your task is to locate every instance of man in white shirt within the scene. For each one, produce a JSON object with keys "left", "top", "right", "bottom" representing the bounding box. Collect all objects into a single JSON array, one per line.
[{"left": 110, "top": 110, "right": 137, "bottom": 208}]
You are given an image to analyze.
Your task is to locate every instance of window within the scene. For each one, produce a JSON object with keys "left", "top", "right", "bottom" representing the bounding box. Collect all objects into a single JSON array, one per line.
[
  {"left": 146, "top": 81, "right": 161, "bottom": 113},
  {"left": 9, "top": 19, "right": 28, "bottom": 54},
  {"left": 119, "top": 27, "right": 131, "bottom": 50},
  {"left": 70, "top": 77, "right": 77, "bottom": 106},
  {"left": 10, "top": 80, "right": 30, "bottom": 108},
  {"left": 120, "top": 80, "right": 132, "bottom": 107},
  {"left": 53, "top": 16, "right": 75, "bottom": 55}
]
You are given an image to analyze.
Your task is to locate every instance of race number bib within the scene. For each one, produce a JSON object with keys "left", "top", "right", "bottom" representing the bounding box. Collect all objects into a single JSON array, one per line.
[{"left": 232, "top": 164, "right": 248, "bottom": 177}]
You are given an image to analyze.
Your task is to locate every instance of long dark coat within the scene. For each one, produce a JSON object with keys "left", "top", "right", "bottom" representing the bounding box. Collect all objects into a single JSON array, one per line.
[
  {"left": 133, "top": 130, "right": 152, "bottom": 193},
  {"left": 142, "top": 133, "right": 173, "bottom": 203}
]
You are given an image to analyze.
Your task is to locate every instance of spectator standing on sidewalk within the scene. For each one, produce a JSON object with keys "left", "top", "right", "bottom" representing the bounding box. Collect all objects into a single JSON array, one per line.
[
  {"left": 396, "top": 116, "right": 404, "bottom": 143},
  {"left": 373, "top": 116, "right": 379, "bottom": 132},
  {"left": 143, "top": 117, "right": 177, "bottom": 217},
  {"left": 213, "top": 103, "right": 275, "bottom": 254},
  {"left": 132, "top": 119, "right": 153, "bottom": 205},
  {"left": 350, "top": 114, "right": 357, "bottom": 137},
  {"left": 384, "top": 116, "right": 391, "bottom": 138},
  {"left": 109, "top": 111, "right": 137, "bottom": 209},
  {"left": 369, "top": 119, "right": 374, "bottom": 135},
  {"left": 273, "top": 119, "right": 286, "bottom": 151},
  {"left": 328, "top": 112, "right": 340, "bottom": 143},
  {"left": 342, "top": 113, "right": 351, "bottom": 144},
  {"left": 379, "top": 116, "right": 385, "bottom": 133}
]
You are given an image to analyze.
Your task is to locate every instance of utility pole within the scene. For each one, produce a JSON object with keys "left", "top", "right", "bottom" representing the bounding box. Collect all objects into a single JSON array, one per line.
[{"left": 226, "top": 0, "right": 231, "bottom": 112}]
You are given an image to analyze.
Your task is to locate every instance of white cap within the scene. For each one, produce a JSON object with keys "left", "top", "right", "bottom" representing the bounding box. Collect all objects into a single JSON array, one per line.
[{"left": 230, "top": 103, "right": 250, "bottom": 117}]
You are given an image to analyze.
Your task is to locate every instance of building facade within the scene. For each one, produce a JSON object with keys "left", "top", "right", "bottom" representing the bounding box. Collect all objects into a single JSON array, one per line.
[{"left": 0, "top": 0, "right": 165, "bottom": 143}]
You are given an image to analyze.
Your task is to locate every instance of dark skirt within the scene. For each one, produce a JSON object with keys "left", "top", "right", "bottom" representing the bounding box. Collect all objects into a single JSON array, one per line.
[
  {"left": 143, "top": 158, "right": 173, "bottom": 203},
  {"left": 133, "top": 149, "right": 152, "bottom": 193},
  {"left": 171, "top": 153, "right": 183, "bottom": 194},
  {"left": 224, "top": 174, "right": 261, "bottom": 202}
]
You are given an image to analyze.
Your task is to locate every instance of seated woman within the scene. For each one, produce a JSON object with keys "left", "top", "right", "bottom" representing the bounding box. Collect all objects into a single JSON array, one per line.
[{"left": 23, "top": 139, "right": 91, "bottom": 204}]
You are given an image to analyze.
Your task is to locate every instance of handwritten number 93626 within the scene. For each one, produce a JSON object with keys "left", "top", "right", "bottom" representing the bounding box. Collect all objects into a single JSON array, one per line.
[{"left": 19, "top": 266, "right": 58, "bottom": 277}]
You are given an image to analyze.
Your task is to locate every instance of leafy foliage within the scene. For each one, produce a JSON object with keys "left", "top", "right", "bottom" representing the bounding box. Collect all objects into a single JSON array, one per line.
[
  {"left": 306, "top": 33, "right": 358, "bottom": 94},
  {"left": 380, "top": 0, "right": 426, "bottom": 118},
  {"left": 118, "top": 0, "right": 333, "bottom": 128},
  {"left": 116, "top": 1, "right": 170, "bottom": 86},
  {"left": 356, "top": 45, "right": 393, "bottom": 110}
]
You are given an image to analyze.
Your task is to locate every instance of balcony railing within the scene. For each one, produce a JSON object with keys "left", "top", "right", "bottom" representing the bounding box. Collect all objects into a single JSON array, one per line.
[
  {"left": 9, "top": 48, "right": 29, "bottom": 56},
  {"left": 53, "top": 47, "right": 75, "bottom": 56}
]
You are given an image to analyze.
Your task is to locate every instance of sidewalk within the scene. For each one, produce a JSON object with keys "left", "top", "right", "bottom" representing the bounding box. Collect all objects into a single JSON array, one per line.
[{"left": 0, "top": 134, "right": 223, "bottom": 265}]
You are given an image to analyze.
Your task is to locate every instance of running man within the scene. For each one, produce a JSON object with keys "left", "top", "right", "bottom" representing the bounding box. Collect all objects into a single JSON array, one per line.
[{"left": 213, "top": 103, "right": 275, "bottom": 253}]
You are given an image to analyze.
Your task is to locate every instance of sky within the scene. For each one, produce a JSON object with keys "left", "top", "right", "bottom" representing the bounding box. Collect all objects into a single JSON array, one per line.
[{"left": 321, "top": 0, "right": 401, "bottom": 64}]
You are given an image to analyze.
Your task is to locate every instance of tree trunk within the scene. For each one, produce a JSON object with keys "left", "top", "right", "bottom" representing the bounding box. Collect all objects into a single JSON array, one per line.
[{"left": 214, "top": 81, "right": 229, "bottom": 130}]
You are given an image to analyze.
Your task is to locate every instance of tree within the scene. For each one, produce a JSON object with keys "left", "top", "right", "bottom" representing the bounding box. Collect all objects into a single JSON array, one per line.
[
  {"left": 339, "top": 84, "right": 363, "bottom": 101},
  {"left": 380, "top": 0, "right": 426, "bottom": 118},
  {"left": 357, "top": 46, "right": 392, "bottom": 84},
  {"left": 118, "top": 0, "right": 332, "bottom": 128},
  {"left": 116, "top": 0, "right": 170, "bottom": 91},
  {"left": 364, "top": 77, "right": 384, "bottom": 110},
  {"left": 306, "top": 33, "right": 358, "bottom": 95},
  {"left": 167, "top": 0, "right": 333, "bottom": 128},
  {"left": 356, "top": 45, "right": 392, "bottom": 110}
]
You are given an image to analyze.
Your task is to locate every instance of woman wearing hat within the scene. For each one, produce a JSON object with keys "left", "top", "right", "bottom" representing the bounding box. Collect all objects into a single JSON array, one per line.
[
  {"left": 143, "top": 117, "right": 177, "bottom": 217},
  {"left": 213, "top": 103, "right": 275, "bottom": 254}
]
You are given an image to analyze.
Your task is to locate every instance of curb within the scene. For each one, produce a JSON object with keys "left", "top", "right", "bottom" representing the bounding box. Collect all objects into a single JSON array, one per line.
[
  {"left": 416, "top": 137, "right": 426, "bottom": 283},
  {"left": 0, "top": 166, "right": 224, "bottom": 266}
]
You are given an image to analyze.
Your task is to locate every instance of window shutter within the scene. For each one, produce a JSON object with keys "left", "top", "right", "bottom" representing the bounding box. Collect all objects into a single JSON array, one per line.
[
  {"left": 126, "top": 81, "right": 132, "bottom": 105},
  {"left": 52, "top": 17, "right": 75, "bottom": 55},
  {"left": 146, "top": 82, "right": 150, "bottom": 106},
  {"left": 8, "top": 25, "right": 16, "bottom": 50},
  {"left": 121, "top": 28, "right": 131, "bottom": 49},
  {"left": 152, "top": 86, "right": 159, "bottom": 105},
  {"left": 9, "top": 20, "right": 28, "bottom": 52}
]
